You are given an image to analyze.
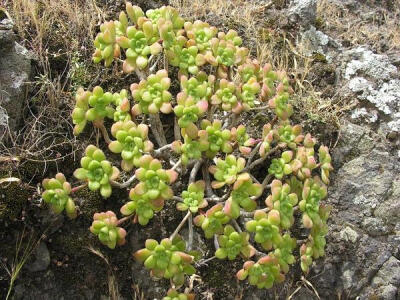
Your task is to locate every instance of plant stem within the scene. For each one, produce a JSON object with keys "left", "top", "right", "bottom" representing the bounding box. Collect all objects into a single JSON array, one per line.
[
  {"left": 70, "top": 183, "right": 87, "bottom": 194},
  {"left": 171, "top": 159, "right": 182, "bottom": 171},
  {"left": 246, "top": 142, "right": 262, "bottom": 167},
  {"left": 174, "top": 116, "right": 181, "bottom": 141},
  {"left": 231, "top": 219, "right": 243, "bottom": 233},
  {"left": 188, "top": 213, "right": 193, "bottom": 251},
  {"left": 117, "top": 213, "right": 135, "bottom": 226},
  {"left": 214, "top": 234, "right": 219, "bottom": 250},
  {"left": 196, "top": 255, "right": 216, "bottom": 267},
  {"left": 172, "top": 196, "right": 183, "bottom": 202},
  {"left": 94, "top": 121, "right": 111, "bottom": 144},
  {"left": 202, "top": 160, "right": 215, "bottom": 198},
  {"left": 243, "top": 145, "right": 281, "bottom": 172},
  {"left": 262, "top": 174, "right": 273, "bottom": 188},
  {"left": 240, "top": 207, "right": 270, "bottom": 217},
  {"left": 153, "top": 143, "right": 172, "bottom": 157},
  {"left": 170, "top": 211, "right": 191, "bottom": 241},
  {"left": 189, "top": 160, "right": 203, "bottom": 184},
  {"left": 110, "top": 175, "right": 136, "bottom": 189},
  {"left": 135, "top": 69, "right": 147, "bottom": 81},
  {"left": 149, "top": 113, "right": 167, "bottom": 147}
]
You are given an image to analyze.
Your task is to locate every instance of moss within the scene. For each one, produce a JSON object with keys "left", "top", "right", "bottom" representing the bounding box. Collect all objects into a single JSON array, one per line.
[
  {"left": 75, "top": 187, "right": 105, "bottom": 220},
  {"left": 0, "top": 181, "right": 30, "bottom": 220}
]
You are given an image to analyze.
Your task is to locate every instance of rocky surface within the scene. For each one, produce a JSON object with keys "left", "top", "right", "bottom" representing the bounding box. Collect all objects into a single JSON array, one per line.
[{"left": 0, "top": 15, "right": 32, "bottom": 132}]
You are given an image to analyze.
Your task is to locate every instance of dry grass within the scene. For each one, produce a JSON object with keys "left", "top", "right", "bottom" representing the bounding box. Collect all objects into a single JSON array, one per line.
[
  {"left": 317, "top": 0, "right": 400, "bottom": 53},
  {"left": 87, "top": 246, "right": 121, "bottom": 300},
  {"left": 0, "top": 0, "right": 104, "bottom": 170}
]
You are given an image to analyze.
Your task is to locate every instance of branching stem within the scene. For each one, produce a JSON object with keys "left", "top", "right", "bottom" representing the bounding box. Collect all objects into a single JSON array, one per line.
[
  {"left": 149, "top": 113, "right": 167, "bottom": 147},
  {"left": 240, "top": 207, "right": 270, "bottom": 217},
  {"left": 243, "top": 145, "right": 281, "bottom": 172},
  {"left": 231, "top": 219, "right": 243, "bottom": 233},
  {"left": 170, "top": 211, "right": 191, "bottom": 241},
  {"left": 93, "top": 121, "right": 111, "bottom": 144},
  {"left": 110, "top": 175, "right": 136, "bottom": 189},
  {"left": 188, "top": 213, "right": 193, "bottom": 251},
  {"left": 189, "top": 160, "right": 203, "bottom": 184},
  {"left": 117, "top": 213, "right": 135, "bottom": 226},
  {"left": 70, "top": 183, "right": 87, "bottom": 194}
]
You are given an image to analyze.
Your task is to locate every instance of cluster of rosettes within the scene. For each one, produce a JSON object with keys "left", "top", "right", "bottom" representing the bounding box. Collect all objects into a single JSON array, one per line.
[
  {"left": 215, "top": 225, "right": 255, "bottom": 260},
  {"left": 48, "top": 3, "right": 337, "bottom": 297},
  {"left": 109, "top": 121, "right": 153, "bottom": 171},
  {"left": 120, "top": 155, "right": 177, "bottom": 225},
  {"left": 42, "top": 173, "right": 77, "bottom": 219},
  {"left": 73, "top": 145, "right": 120, "bottom": 198},
  {"left": 177, "top": 180, "right": 207, "bottom": 214},
  {"left": 90, "top": 211, "right": 127, "bottom": 249},
  {"left": 134, "top": 237, "right": 196, "bottom": 287}
]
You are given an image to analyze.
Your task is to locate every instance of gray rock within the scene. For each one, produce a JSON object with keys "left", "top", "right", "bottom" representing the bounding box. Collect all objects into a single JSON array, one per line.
[
  {"left": 340, "top": 47, "right": 400, "bottom": 134},
  {"left": 372, "top": 256, "right": 400, "bottom": 287},
  {"left": 299, "top": 26, "right": 340, "bottom": 63},
  {"left": 339, "top": 226, "right": 359, "bottom": 243},
  {"left": 0, "top": 16, "right": 32, "bottom": 131},
  {"left": 343, "top": 47, "right": 397, "bottom": 81},
  {"left": 27, "top": 242, "right": 50, "bottom": 272},
  {"left": 361, "top": 217, "right": 389, "bottom": 237},
  {"left": 351, "top": 107, "right": 378, "bottom": 124},
  {"left": 288, "top": 0, "right": 317, "bottom": 28}
]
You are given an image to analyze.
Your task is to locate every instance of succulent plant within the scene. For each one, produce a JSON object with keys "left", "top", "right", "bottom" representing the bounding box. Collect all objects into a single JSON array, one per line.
[
  {"left": 134, "top": 237, "right": 196, "bottom": 286},
  {"left": 245, "top": 210, "right": 282, "bottom": 250},
  {"left": 41, "top": 173, "right": 77, "bottom": 219},
  {"left": 72, "top": 88, "right": 90, "bottom": 135},
  {"left": 265, "top": 180, "right": 298, "bottom": 229},
  {"left": 73, "top": 145, "right": 119, "bottom": 198},
  {"left": 133, "top": 155, "right": 177, "bottom": 202},
  {"left": 200, "top": 119, "right": 232, "bottom": 157},
  {"left": 299, "top": 177, "right": 327, "bottom": 228},
  {"left": 43, "top": 3, "right": 335, "bottom": 295},
  {"left": 194, "top": 204, "right": 230, "bottom": 238},
  {"left": 238, "top": 59, "right": 262, "bottom": 83},
  {"left": 113, "top": 89, "right": 131, "bottom": 122},
  {"left": 180, "top": 72, "right": 215, "bottom": 102},
  {"left": 174, "top": 92, "right": 208, "bottom": 128},
  {"left": 259, "top": 123, "right": 274, "bottom": 157},
  {"left": 224, "top": 173, "right": 262, "bottom": 218},
  {"left": 90, "top": 211, "right": 127, "bottom": 249},
  {"left": 109, "top": 121, "right": 153, "bottom": 171},
  {"left": 215, "top": 225, "right": 255, "bottom": 260},
  {"left": 184, "top": 20, "right": 217, "bottom": 51},
  {"left": 273, "top": 233, "right": 296, "bottom": 273},
  {"left": 93, "top": 21, "right": 120, "bottom": 67},
  {"left": 275, "top": 123, "right": 303, "bottom": 149},
  {"left": 268, "top": 151, "right": 301, "bottom": 179},
  {"left": 236, "top": 255, "right": 285, "bottom": 289},
  {"left": 239, "top": 77, "right": 261, "bottom": 111},
  {"left": 231, "top": 125, "right": 257, "bottom": 155},
  {"left": 85, "top": 86, "right": 115, "bottom": 122},
  {"left": 172, "top": 134, "right": 208, "bottom": 165},
  {"left": 131, "top": 70, "right": 172, "bottom": 115},
  {"left": 319, "top": 145, "right": 333, "bottom": 185},
  {"left": 209, "top": 155, "right": 245, "bottom": 188},
  {"left": 177, "top": 180, "right": 207, "bottom": 213},
  {"left": 163, "top": 289, "right": 194, "bottom": 300},
  {"left": 211, "top": 79, "right": 240, "bottom": 112}
]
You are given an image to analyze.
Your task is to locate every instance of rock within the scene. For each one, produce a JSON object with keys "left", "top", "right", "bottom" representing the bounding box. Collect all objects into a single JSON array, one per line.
[
  {"left": 340, "top": 47, "right": 400, "bottom": 134},
  {"left": 361, "top": 217, "right": 389, "bottom": 237},
  {"left": 350, "top": 107, "right": 378, "bottom": 124},
  {"left": 0, "top": 16, "right": 32, "bottom": 132},
  {"left": 287, "top": 0, "right": 317, "bottom": 28},
  {"left": 299, "top": 26, "right": 340, "bottom": 63},
  {"left": 343, "top": 47, "right": 397, "bottom": 81},
  {"left": 372, "top": 256, "right": 400, "bottom": 287},
  {"left": 27, "top": 242, "right": 50, "bottom": 272},
  {"left": 339, "top": 226, "right": 359, "bottom": 243}
]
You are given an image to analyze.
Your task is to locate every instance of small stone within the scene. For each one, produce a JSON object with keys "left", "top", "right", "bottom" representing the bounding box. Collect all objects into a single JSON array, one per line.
[
  {"left": 339, "top": 226, "right": 359, "bottom": 243},
  {"left": 288, "top": 0, "right": 317, "bottom": 28},
  {"left": 372, "top": 256, "right": 400, "bottom": 287},
  {"left": 27, "top": 242, "right": 51, "bottom": 272},
  {"left": 362, "top": 217, "right": 389, "bottom": 237}
]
